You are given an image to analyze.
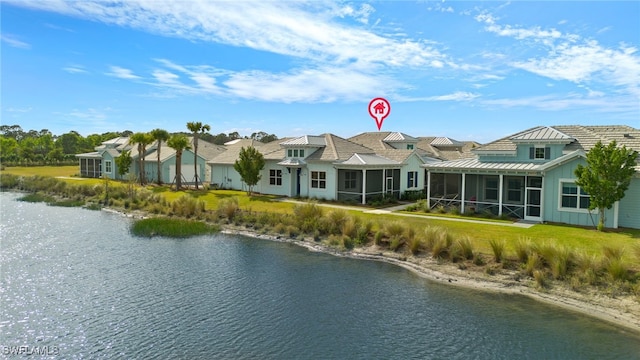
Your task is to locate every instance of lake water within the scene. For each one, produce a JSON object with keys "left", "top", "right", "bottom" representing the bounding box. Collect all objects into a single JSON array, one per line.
[{"left": 1, "top": 192, "right": 639, "bottom": 359}]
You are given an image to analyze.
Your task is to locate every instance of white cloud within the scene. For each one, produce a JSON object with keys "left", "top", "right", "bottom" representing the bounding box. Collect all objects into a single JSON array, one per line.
[
  {"left": 106, "top": 66, "right": 141, "bottom": 80},
  {"left": 63, "top": 64, "right": 88, "bottom": 74},
  {"left": 1, "top": 34, "right": 31, "bottom": 49},
  {"left": 66, "top": 107, "right": 111, "bottom": 121},
  {"left": 10, "top": 1, "right": 445, "bottom": 69},
  {"left": 398, "top": 91, "right": 480, "bottom": 102},
  {"left": 6, "top": 107, "right": 33, "bottom": 113}
]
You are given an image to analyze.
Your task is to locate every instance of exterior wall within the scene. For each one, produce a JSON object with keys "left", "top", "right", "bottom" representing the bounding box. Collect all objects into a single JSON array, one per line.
[
  {"left": 400, "top": 154, "right": 424, "bottom": 194},
  {"left": 306, "top": 163, "right": 337, "bottom": 200},
  {"left": 618, "top": 177, "right": 640, "bottom": 229},
  {"left": 162, "top": 150, "right": 206, "bottom": 184},
  {"left": 543, "top": 157, "right": 615, "bottom": 228},
  {"left": 257, "top": 161, "right": 292, "bottom": 197},
  {"left": 102, "top": 152, "right": 118, "bottom": 180}
]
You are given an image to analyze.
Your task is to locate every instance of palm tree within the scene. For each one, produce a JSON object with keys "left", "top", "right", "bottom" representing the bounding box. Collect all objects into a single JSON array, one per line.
[
  {"left": 150, "top": 128, "right": 170, "bottom": 185},
  {"left": 129, "top": 132, "right": 153, "bottom": 185},
  {"left": 167, "top": 134, "right": 191, "bottom": 191},
  {"left": 186, "top": 121, "right": 211, "bottom": 189}
]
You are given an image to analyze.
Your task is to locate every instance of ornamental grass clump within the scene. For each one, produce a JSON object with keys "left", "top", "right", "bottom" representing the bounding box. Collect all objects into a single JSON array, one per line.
[
  {"left": 451, "top": 236, "right": 474, "bottom": 262},
  {"left": 488, "top": 239, "right": 506, "bottom": 263},
  {"left": 327, "top": 209, "right": 349, "bottom": 235},
  {"left": 514, "top": 237, "right": 532, "bottom": 263},
  {"left": 431, "top": 233, "right": 453, "bottom": 259},
  {"left": 172, "top": 195, "right": 206, "bottom": 218},
  {"left": 217, "top": 197, "right": 239, "bottom": 221},
  {"left": 131, "top": 217, "right": 219, "bottom": 238},
  {"left": 293, "top": 202, "right": 323, "bottom": 233}
]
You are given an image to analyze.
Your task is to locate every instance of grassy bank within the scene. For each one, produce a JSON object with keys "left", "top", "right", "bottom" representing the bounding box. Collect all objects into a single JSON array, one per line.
[{"left": 2, "top": 168, "right": 640, "bottom": 302}]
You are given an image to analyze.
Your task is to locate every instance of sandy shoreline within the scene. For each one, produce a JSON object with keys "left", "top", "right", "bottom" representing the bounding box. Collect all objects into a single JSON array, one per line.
[{"left": 221, "top": 227, "right": 640, "bottom": 335}]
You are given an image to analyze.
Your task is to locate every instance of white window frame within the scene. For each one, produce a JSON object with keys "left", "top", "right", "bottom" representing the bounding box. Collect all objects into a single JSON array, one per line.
[
  {"left": 104, "top": 160, "right": 112, "bottom": 174},
  {"left": 311, "top": 171, "right": 326, "bottom": 189},
  {"left": 269, "top": 169, "right": 282, "bottom": 186},
  {"left": 407, "top": 171, "right": 418, "bottom": 188},
  {"left": 558, "top": 179, "right": 591, "bottom": 213}
]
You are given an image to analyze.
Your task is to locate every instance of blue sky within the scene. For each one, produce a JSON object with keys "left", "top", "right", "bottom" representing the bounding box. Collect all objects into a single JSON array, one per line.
[{"left": 1, "top": 1, "right": 638, "bottom": 143}]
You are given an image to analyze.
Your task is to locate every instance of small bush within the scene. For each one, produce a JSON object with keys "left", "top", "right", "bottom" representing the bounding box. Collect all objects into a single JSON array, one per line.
[
  {"left": 431, "top": 234, "right": 452, "bottom": 259},
  {"left": 374, "top": 230, "right": 384, "bottom": 246},
  {"left": 293, "top": 202, "right": 323, "bottom": 233},
  {"left": 327, "top": 210, "right": 349, "bottom": 235},
  {"left": 606, "top": 259, "right": 629, "bottom": 282},
  {"left": 342, "top": 236, "right": 354, "bottom": 250},
  {"left": 385, "top": 221, "right": 404, "bottom": 238},
  {"left": 453, "top": 236, "right": 474, "bottom": 260}
]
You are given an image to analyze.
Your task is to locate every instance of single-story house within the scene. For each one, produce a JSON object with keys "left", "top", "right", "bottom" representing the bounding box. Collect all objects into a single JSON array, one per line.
[
  {"left": 209, "top": 132, "right": 431, "bottom": 204},
  {"left": 422, "top": 125, "right": 640, "bottom": 229},
  {"left": 76, "top": 136, "right": 225, "bottom": 184}
]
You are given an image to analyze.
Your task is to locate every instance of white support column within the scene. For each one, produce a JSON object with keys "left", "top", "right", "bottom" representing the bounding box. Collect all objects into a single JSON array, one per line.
[
  {"left": 461, "top": 173, "right": 466, "bottom": 214},
  {"left": 498, "top": 174, "right": 504, "bottom": 216},
  {"left": 362, "top": 169, "right": 367, "bottom": 205},
  {"left": 426, "top": 171, "right": 431, "bottom": 208}
]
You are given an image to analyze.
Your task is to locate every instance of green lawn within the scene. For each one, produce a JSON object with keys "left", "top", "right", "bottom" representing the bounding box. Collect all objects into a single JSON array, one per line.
[{"left": 1, "top": 165, "right": 78, "bottom": 177}]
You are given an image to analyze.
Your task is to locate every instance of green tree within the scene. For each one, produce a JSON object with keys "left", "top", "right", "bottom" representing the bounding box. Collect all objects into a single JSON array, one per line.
[
  {"left": 233, "top": 146, "right": 265, "bottom": 195},
  {"left": 0, "top": 136, "right": 19, "bottom": 162},
  {"left": 46, "top": 147, "right": 64, "bottom": 163},
  {"left": 186, "top": 121, "right": 211, "bottom": 189},
  {"left": 574, "top": 140, "right": 638, "bottom": 231},
  {"left": 150, "top": 128, "right": 170, "bottom": 185},
  {"left": 55, "top": 131, "right": 81, "bottom": 154},
  {"left": 130, "top": 132, "right": 153, "bottom": 185},
  {"left": 167, "top": 134, "right": 191, "bottom": 191},
  {"left": 115, "top": 150, "right": 133, "bottom": 180}
]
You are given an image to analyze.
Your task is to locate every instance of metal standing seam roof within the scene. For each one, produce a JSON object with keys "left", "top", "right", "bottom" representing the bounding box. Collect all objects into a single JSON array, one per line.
[
  {"left": 430, "top": 137, "right": 465, "bottom": 147},
  {"left": 382, "top": 132, "right": 418, "bottom": 142},
  {"left": 510, "top": 126, "right": 573, "bottom": 142},
  {"left": 338, "top": 153, "right": 400, "bottom": 166},
  {"left": 423, "top": 157, "right": 543, "bottom": 172},
  {"left": 280, "top": 135, "right": 327, "bottom": 147}
]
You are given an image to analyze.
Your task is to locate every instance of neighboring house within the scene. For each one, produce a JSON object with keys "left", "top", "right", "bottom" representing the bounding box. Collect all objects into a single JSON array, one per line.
[
  {"left": 422, "top": 125, "right": 640, "bottom": 229},
  {"left": 76, "top": 136, "right": 129, "bottom": 178},
  {"left": 76, "top": 136, "right": 225, "bottom": 184},
  {"left": 209, "top": 132, "right": 428, "bottom": 204}
]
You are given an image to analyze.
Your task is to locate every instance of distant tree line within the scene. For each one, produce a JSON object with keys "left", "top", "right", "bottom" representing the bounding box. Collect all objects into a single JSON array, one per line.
[{"left": 0, "top": 124, "right": 278, "bottom": 167}]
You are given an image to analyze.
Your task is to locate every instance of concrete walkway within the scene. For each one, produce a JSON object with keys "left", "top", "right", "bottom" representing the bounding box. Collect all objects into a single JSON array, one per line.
[{"left": 277, "top": 199, "right": 536, "bottom": 228}]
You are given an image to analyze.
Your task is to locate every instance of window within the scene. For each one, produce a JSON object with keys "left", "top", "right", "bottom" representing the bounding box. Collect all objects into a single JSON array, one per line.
[
  {"left": 311, "top": 171, "right": 326, "bottom": 189},
  {"left": 407, "top": 144, "right": 414, "bottom": 150},
  {"left": 105, "top": 160, "right": 112, "bottom": 174},
  {"left": 530, "top": 146, "right": 550, "bottom": 160},
  {"left": 485, "top": 177, "right": 498, "bottom": 200},
  {"left": 345, "top": 171, "right": 357, "bottom": 190},
  {"left": 507, "top": 178, "right": 522, "bottom": 202},
  {"left": 561, "top": 182, "right": 590, "bottom": 210},
  {"left": 287, "top": 148, "right": 304, "bottom": 158},
  {"left": 269, "top": 169, "right": 282, "bottom": 186},
  {"left": 407, "top": 171, "right": 418, "bottom": 188}
]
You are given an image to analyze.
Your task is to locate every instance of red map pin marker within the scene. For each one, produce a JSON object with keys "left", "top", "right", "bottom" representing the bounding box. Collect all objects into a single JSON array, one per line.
[{"left": 368, "top": 97, "right": 391, "bottom": 131}]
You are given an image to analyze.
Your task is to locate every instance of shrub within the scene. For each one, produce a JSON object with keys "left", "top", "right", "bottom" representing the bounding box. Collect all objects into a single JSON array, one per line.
[
  {"left": 549, "top": 245, "right": 572, "bottom": 280},
  {"left": 285, "top": 225, "right": 299, "bottom": 238},
  {"left": 342, "top": 236, "right": 354, "bottom": 250},
  {"left": 342, "top": 216, "right": 360, "bottom": 239},
  {"left": 488, "top": 239, "right": 505, "bottom": 263}
]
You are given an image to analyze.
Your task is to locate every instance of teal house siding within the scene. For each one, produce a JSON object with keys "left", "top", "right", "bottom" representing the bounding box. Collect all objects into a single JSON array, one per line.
[
  {"left": 618, "top": 177, "right": 640, "bottom": 229},
  {"left": 543, "top": 157, "right": 615, "bottom": 228}
]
